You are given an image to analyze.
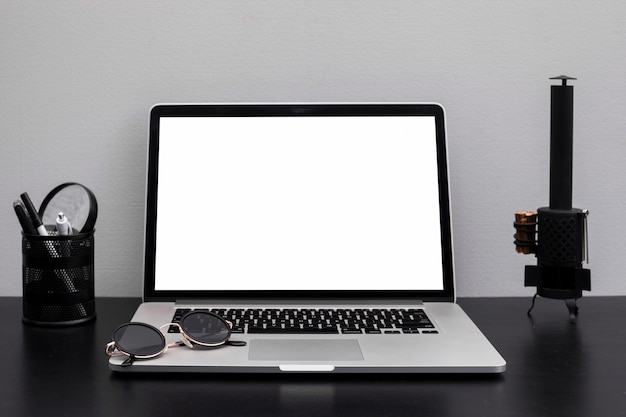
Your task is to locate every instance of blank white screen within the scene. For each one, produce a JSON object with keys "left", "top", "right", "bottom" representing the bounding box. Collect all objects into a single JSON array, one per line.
[{"left": 155, "top": 116, "right": 443, "bottom": 291}]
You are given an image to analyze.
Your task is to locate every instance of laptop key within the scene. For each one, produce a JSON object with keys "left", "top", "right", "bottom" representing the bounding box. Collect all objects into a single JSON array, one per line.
[
  {"left": 401, "top": 328, "right": 420, "bottom": 334},
  {"left": 341, "top": 328, "right": 363, "bottom": 334},
  {"left": 247, "top": 325, "right": 339, "bottom": 334},
  {"left": 364, "top": 328, "right": 382, "bottom": 334},
  {"left": 400, "top": 321, "right": 435, "bottom": 328}
]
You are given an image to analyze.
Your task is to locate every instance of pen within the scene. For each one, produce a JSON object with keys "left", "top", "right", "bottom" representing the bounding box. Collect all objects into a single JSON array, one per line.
[
  {"left": 13, "top": 200, "right": 37, "bottom": 235},
  {"left": 20, "top": 192, "right": 47, "bottom": 236}
]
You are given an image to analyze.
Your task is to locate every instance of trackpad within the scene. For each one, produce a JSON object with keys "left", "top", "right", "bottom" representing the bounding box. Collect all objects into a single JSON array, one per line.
[{"left": 249, "top": 339, "right": 364, "bottom": 361}]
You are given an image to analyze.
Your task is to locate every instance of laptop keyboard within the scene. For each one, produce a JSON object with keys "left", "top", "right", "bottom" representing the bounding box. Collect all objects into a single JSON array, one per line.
[{"left": 168, "top": 308, "right": 437, "bottom": 335}]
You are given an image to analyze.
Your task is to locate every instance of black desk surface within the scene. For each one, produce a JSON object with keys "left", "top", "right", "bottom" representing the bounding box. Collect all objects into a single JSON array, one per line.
[{"left": 1, "top": 296, "right": 625, "bottom": 416}]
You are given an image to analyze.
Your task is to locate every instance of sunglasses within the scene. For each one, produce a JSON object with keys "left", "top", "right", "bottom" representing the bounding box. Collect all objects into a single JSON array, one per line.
[{"left": 105, "top": 311, "right": 246, "bottom": 367}]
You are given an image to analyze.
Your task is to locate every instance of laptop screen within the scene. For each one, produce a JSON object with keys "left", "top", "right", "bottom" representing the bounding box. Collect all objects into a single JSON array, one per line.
[{"left": 144, "top": 104, "right": 453, "bottom": 301}]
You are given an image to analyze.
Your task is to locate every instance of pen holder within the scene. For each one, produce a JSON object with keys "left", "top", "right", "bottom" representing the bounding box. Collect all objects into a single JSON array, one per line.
[{"left": 22, "top": 226, "right": 96, "bottom": 326}]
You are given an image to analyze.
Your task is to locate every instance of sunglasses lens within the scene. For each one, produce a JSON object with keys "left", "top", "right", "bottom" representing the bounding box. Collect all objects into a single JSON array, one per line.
[
  {"left": 112, "top": 323, "right": 165, "bottom": 356},
  {"left": 180, "top": 312, "right": 230, "bottom": 344}
]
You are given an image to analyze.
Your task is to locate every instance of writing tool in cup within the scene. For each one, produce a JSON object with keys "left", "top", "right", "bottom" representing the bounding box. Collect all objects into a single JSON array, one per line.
[
  {"left": 20, "top": 192, "right": 47, "bottom": 235},
  {"left": 13, "top": 201, "right": 37, "bottom": 235}
]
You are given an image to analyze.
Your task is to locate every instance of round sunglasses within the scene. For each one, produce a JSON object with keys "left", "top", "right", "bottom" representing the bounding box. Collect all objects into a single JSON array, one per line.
[{"left": 105, "top": 311, "right": 246, "bottom": 367}]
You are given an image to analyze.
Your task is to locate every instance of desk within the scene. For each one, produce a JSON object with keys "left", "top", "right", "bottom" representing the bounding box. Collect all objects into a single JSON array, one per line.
[{"left": 1, "top": 296, "right": 625, "bottom": 416}]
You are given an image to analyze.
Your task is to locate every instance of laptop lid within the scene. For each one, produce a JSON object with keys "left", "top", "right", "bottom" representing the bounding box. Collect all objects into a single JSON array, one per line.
[{"left": 143, "top": 103, "right": 454, "bottom": 303}]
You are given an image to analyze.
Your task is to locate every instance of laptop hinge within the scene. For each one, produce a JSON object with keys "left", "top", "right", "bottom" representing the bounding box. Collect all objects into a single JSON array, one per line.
[{"left": 174, "top": 299, "right": 425, "bottom": 307}]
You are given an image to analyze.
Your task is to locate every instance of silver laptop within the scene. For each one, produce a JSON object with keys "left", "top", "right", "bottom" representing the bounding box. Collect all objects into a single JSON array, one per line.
[{"left": 109, "top": 103, "right": 506, "bottom": 373}]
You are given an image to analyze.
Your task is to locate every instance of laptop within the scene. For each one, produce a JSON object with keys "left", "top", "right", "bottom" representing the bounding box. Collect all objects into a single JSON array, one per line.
[{"left": 109, "top": 103, "right": 506, "bottom": 373}]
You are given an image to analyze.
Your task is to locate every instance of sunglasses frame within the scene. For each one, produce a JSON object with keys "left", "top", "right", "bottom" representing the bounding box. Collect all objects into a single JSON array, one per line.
[
  {"left": 165, "top": 311, "right": 234, "bottom": 348},
  {"left": 105, "top": 311, "right": 244, "bottom": 366}
]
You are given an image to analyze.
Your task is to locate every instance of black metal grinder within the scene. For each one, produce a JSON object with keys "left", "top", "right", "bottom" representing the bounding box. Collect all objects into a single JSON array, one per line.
[{"left": 514, "top": 76, "right": 590, "bottom": 322}]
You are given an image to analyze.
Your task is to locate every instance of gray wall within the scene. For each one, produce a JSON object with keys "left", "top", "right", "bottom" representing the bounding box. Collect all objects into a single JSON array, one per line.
[{"left": 2, "top": 1, "right": 625, "bottom": 297}]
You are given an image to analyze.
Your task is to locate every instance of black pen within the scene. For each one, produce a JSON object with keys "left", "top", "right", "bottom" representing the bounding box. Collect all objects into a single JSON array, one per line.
[
  {"left": 20, "top": 192, "right": 47, "bottom": 235},
  {"left": 13, "top": 200, "right": 37, "bottom": 235}
]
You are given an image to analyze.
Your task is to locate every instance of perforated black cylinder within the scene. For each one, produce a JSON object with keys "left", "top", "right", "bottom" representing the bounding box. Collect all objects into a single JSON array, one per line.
[
  {"left": 22, "top": 226, "right": 96, "bottom": 326},
  {"left": 537, "top": 207, "right": 585, "bottom": 267}
]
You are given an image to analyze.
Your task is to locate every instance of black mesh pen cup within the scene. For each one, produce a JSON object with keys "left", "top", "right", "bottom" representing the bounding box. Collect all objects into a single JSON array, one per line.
[{"left": 22, "top": 226, "right": 96, "bottom": 326}]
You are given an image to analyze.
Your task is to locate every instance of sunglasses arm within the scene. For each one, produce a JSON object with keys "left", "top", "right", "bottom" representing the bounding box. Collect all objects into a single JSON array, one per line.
[{"left": 105, "top": 341, "right": 117, "bottom": 356}]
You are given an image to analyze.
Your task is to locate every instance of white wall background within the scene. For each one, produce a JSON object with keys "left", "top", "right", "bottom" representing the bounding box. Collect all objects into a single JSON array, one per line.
[{"left": 2, "top": 1, "right": 625, "bottom": 298}]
